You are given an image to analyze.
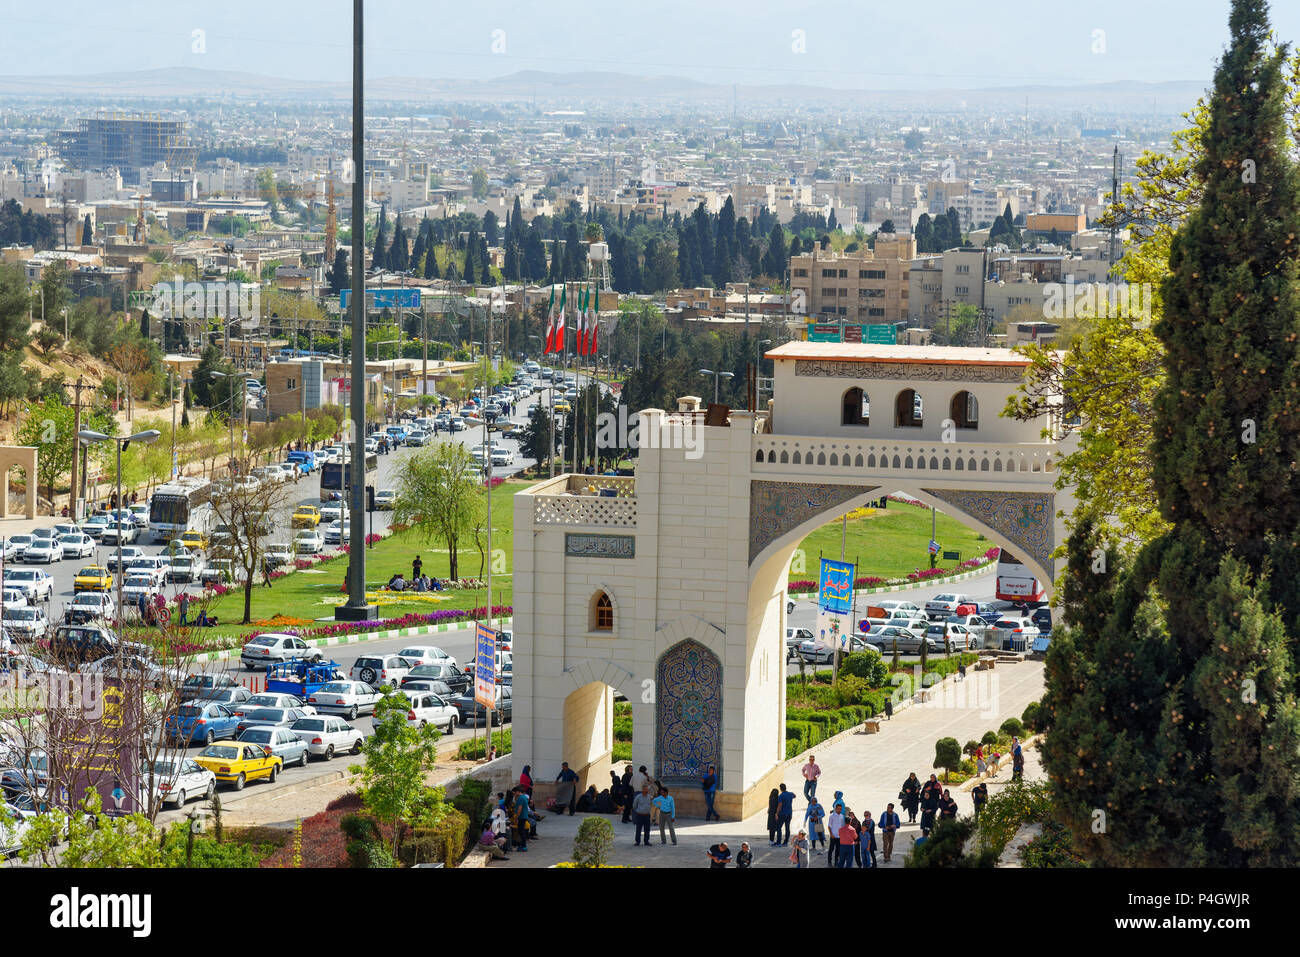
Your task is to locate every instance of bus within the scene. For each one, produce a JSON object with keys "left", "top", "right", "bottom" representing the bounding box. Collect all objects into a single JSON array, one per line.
[
  {"left": 319, "top": 451, "right": 379, "bottom": 503},
  {"left": 148, "top": 478, "right": 214, "bottom": 543},
  {"left": 995, "top": 548, "right": 1046, "bottom": 604}
]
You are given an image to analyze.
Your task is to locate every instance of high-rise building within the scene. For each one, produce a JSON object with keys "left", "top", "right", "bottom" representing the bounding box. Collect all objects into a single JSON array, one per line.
[{"left": 58, "top": 116, "right": 197, "bottom": 181}]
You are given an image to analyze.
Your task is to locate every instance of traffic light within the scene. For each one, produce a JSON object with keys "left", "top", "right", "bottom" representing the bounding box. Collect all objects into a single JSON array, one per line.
[{"left": 365, "top": 484, "right": 375, "bottom": 512}]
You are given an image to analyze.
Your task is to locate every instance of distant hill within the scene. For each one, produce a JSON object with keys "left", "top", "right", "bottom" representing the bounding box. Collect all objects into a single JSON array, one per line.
[{"left": 0, "top": 67, "right": 1208, "bottom": 113}]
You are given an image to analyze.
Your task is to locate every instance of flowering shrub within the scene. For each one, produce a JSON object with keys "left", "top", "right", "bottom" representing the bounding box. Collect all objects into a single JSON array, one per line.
[{"left": 787, "top": 575, "right": 888, "bottom": 594}]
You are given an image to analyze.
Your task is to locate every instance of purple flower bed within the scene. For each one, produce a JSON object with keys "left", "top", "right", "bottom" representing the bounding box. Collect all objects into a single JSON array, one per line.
[{"left": 225, "top": 604, "right": 514, "bottom": 649}]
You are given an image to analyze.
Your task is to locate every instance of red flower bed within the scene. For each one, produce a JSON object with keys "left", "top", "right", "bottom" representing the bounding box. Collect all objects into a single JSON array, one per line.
[{"left": 259, "top": 792, "right": 395, "bottom": 868}]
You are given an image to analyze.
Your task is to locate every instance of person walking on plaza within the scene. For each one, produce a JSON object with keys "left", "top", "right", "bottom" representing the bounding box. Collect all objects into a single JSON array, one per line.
[
  {"left": 620, "top": 764, "right": 634, "bottom": 823},
  {"left": 919, "top": 775, "right": 942, "bottom": 838},
  {"left": 801, "top": 754, "right": 821, "bottom": 801},
  {"left": 653, "top": 786, "right": 677, "bottom": 845},
  {"left": 879, "top": 804, "right": 901, "bottom": 862},
  {"left": 1012, "top": 737, "right": 1025, "bottom": 781},
  {"left": 860, "top": 810, "right": 878, "bottom": 868},
  {"left": 900, "top": 773, "right": 921, "bottom": 824},
  {"left": 556, "top": 762, "right": 580, "bottom": 815},
  {"left": 972, "top": 782, "right": 989, "bottom": 821},
  {"left": 736, "top": 842, "right": 753, "bottom": 868},
  {"left": 766, "top": 788, "right": 780, "bottom": 846},
  {"left": 790, "top": 830, "right": 810, "bottom": 868},
  {"left": 939, "top": 789, "right": 959, "bottom": 823},
  {"left": 836, "top": 816, "right": 858, "bottom": 868},
  {"left": 632, "top": 784, "right": 654, "bottom": 847},
  {"left": 884, "top": 696, "right": 893, "bottom": 720},
  {"left": 804, "top": 795, "right": 826, "bottom": 849},
  {"left": 702, "top": 765, "right": 720, "bottom": 821},
  {"left": 826, "top": 801, "right": 845, "bottom": 867},
  {"left": 775, "top": 782, "right": 795, "bottom": 845}
]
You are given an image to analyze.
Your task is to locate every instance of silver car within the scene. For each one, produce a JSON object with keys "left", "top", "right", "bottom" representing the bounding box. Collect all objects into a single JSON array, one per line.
[
  {"left": 289, "top": 715, "right": 365, "bottom": 759},
  {"left": 305, "top": 681, "right": 382, "bottom": 720},
  {"left": 237, "top": 726, "right": 311, "bottom": 768},
  {"left": 349, "top": 655, "right": 414, "bottom": 688},
  {"left": 140, "top": 757, "right": 216, "bottom": 807},
  {"left": 240, "top": 633, "right": 321, "bottom": 670}
]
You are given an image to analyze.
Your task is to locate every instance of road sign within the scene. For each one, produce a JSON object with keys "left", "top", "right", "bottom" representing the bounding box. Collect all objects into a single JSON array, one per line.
[
  {"left": 866, "top": 324, "right": 898, "bottom": 344},
  {"left": 474, "top": 622, "right": 496, "bottom": 708},
  {"left": 942, "top": 550, "right": 961, "bottom": 561},
  {"left": 928, "top": 540, "right": 940, "bottom": 555},
  {"left": 340, "top": 288, "right": 422, "bottom": 310},
  {"left": 819, "top": 558, "right": 855, "bottom": 614}
]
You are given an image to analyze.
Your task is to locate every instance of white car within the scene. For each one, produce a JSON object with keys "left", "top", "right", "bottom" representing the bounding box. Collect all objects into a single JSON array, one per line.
[
  {"left": 240, "top": 633, "right": 321, "bottom": 670},
  {"left": 251, "top": 465, "right": 285, "bottom": 484},
  {"left": 140, "top": 757, "right": 216, "bottom": 808},
  {"left": 2, "top": 606, "right": 49, "bottom": 641},
  {"left": 395, "top": 646, "right": 457, "bottom": 669},
  {"left": 877, "top": 600, "right": 922, "bottom": 617},
  {"left": 0, "top": 802, "right": 35, "bottom": 857},
  {"left": 293, "top": 530, "right": 325, "bottom": 555},
  {"left": 319, "top": 504, "right": 350, "bottom": 524},
  {"left": 373, "top": 489, "right": 396, "bottom": 510},
  {"left": 265, "top": 543, "right": 295, "bottom": 568},
  {"left": 2, "top": 535, "right": 33, "bottom": 560},
  {"left": 305, "top": 681, "right": 383, "bottom": 719},
  {"left": 121, "top": 575, "right": 157, "bottom": 606},
  {"left": 288, "top": 715, "right": 364, "bottom": 759},
  {"left": 23, "top": 538, "right": 63, "bottom": 564},
  {"left": 2, "top": 570, "right": 53, "bottom": 602},
  {"left": 99, "top": 522, "right": 137, "bottom": 546},
  {"left": 126, "top": 556, "right": 170, "bottom": 579},
  {"left": 167, "top": 554, "right": 206, "bottom": 583},
  {"left": 402, "top": 690, "right": 458, "bottom": 734},
  {"left": 349, "top": 655, "right": 414, "bottom": 688},
  {"left": 0, "top": 587, "right": 27, "bottom": 608},
  {"left": 129, "top": 504, "right": 150, "bottom": 529},
  {"left": 64, "top": 593, "right": 115, "bottom": 624},
  {"left": 59, "top": 533, "right": 97, "bottom": 558},
  {"left": 924, "top": 593, "right": 976, "bottom": 619},
  {"left": 106, "top": 545, "right": 146, "bottom": 573},
  {"left": 234, "top": 692, "right": 315, "bottom": 716},
  {"left": 323, "top": 521, "right": 350, "bottom": 545}
]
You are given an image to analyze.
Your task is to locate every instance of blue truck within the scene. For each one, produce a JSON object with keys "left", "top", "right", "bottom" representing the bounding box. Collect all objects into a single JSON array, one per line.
[
  {"left": 287, "top": 450, "right": 318, "bottom": 474},
  {"left": 265, "top": 658, "right": 344, "bottom": 697}
]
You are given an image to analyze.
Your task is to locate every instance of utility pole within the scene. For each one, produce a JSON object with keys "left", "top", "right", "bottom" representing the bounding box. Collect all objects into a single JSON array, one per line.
[
  {"left": 420, "top": 304, "right": 428, "bottom": 415},
  {"left": 69, "top": 377, "right": 87, "bottom": 519}
]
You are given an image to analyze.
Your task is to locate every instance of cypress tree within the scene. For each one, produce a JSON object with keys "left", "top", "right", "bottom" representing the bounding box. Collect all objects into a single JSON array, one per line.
[
  {"left": 81, "top": 214, "right": 91, "bottom": 246},
  {"left": 423, "top": 243, "right": 440, "bottom": 280},
  {"left": 483, "top": 210, "right": 499, "bottom": 246},
  {"left": 371, "top": 204, "right": 387, "bottom": 271},
  {"left": 388, "top": 218, "right": 409, "bottom": 272},
  {"left": 1044, "top": 0, "right": 1300, "bottom": 867},
  {"left": 479, "top": 236, "right": 491, "bottom": 285}
]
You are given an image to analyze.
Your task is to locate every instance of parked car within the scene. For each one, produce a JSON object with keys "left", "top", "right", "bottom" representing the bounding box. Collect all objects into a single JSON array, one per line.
[
  {"left": 164, "top": 701, "right": 242, "bottom": 747},
  {"left": 785, "top": 627, "right": 813, "bottom": 662},
  {"left": 104, "top": 547, "right": 145, "bottom": 574},
  {"left": 924, "top": 620, "right": 978, "bottom": 651},
  {"left": 305, "top": 681, "right": 383, "bottom": 720},
  {"left": 877, "top": 600, "right": 922, "bottom": 617},
  {"left": 80, "top": 652, "right": 181, "bottom": 687},
  {"left": 0, "top": 587, "right": 27, "bottom": 608},
  {"left": 79, "top": 515, "right": 112, "bottom": 540},
  {"left": 288, "top": 715, "right": 364, "bottom": 760},
  {"left": 234, "top": 707, "right": 312, "bottom": 737},
  {"left": 234, "top": 692, "right": 313, "bottom": 716},
  {"left": 404, "top": 430, "right": 428, "bottom": 447},
  {"left": 373, "top": 489, "right": 396, "bottom": 510},
  {"left": 121, "top": 574, "right": 158, "bottom": 606},
  {"left": 319, "top": 503, "right": 350, "bottom": 524},
  {"left": 865, "top": 624, "right": 924, "bottom": 654},
  {"left": 401, "top": 690, "right": 458, "bottom": 734},
  {"left": 349, "top": 654, "right": 414, "bottom": 688},
  {"left": 99, "top": 522, "right": 138, "bottom": 547},
  {"left": 22, "top": 538, "right": 63, "bottom": 564},
  {"left": 200, "top": 559, "right": 243, "bottom": 587},
  {"left": 46, "top": 624, "right": 119, "bottom": 663},
  {"left": 2, "top": 570, "right": 52, "bottom": 602},
  {"left": 140, "top": 757, "right": 216, "bottom": 808},
  {"left": 991, "top": 616, "right": 1038, "bottom": 650},
  {"left": 401, "top": 662, "right": 472, "bottom": 696},
  {"left": 1030, "top": 607, "right": 1053, "bottom": 634},
  {"left": 293, "top": 530, "right": 325, "bottom": 555},
  {"left": 292, "top": 505, "right": 322, "bottom": 529},
  {"left": 191, "top": 741, "right": 282, "bottom": 790},
  {"left": 924, "top": 593, "right": 976, "bottom": 619},
  {"left": 797, "top": 633, "right": 881, "bottom": 664},
  {"left": 323, "top": 521, "right": 350, "bottom": 545},
  {"left": 63, "top": 593, "right": 114, "bottom": 625},
  {"left": 2, "top": 535, "right": 33, "bottom": 561},
  {"left": 2, "top": 606, "right": 49, "bottom": 642},
  {"left": 450, "top": 686, "right": 512, "bottom": 726},
  {"left": 399, "top": 677, "right": 455, "bottom": 696},
  {"left": 394, "top": 646, "right": 457, "bottom": 669},
  {"left": 179, "top": 672, "right": 240, "bottom": 701},
  {"left": 187, "top": 686, "right": 252, "bottom": 709},
  {"left": 179, "top": 529, "right": 208, "bottom": 552},
  {"left": 236, "top": 726, "right": 310, "bottom": 767},
  {"left": 167, "top": 554, "right": 206, "bottom": 584},
  {"left": 264, "top": 543, "right": 295, "bottom": 569},
  {"left": 240, "top": 633, "right": 322, "bottom": 670}
]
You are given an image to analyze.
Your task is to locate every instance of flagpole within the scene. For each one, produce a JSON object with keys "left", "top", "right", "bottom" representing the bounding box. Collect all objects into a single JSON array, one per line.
[{"left": 548, "top": 284, "right": 556, "bottom": 480}]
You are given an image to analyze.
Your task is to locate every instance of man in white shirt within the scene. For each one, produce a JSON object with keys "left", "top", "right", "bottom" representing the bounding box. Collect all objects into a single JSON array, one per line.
[{"left": 826, "top": 805, "right": 846, "bottom": 868}]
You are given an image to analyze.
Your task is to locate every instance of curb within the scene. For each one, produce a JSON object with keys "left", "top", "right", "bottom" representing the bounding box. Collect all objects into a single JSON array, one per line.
[
  {"left": 193, "top": 617, "right": 515, "bottom": 665},
  {"left": 789, "top": 562, "right": 996, "bottom": 600}
]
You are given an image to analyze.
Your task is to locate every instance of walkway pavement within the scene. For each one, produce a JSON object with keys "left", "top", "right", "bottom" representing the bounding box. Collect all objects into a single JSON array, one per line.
[{"left": 497, "top": 659, "right": 1046, "bottom": 868}]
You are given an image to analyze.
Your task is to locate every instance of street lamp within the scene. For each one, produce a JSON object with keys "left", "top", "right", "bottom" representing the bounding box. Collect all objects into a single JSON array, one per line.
[
  {"left": 697, "top": 369, "right": 735, "bottom": 404},
  {"left": 78, "top": 428, "right": 161, "bottom": 630}
]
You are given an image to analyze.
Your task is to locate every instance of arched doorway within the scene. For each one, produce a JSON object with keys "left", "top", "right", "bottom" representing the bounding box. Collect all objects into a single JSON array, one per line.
[
  {"left": 562, "top": 680, "right": 616, "bottom": 791},
  {"left": 655, "top": 639, "right": 723, "bottom": 786}
]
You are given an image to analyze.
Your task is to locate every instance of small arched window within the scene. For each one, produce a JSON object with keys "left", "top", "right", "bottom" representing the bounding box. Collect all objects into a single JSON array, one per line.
[
  {"left": 950, "top": 391, "right": 979, "bottom": 429},
  {"left": 895, "top": 389, "right": 923, "bottom": 428},
  {"left": 841, "top": 387, "right": 870, "bottom": 426},
  {"left": 592, "top": 592, "right": 614, "bottom": 631}
]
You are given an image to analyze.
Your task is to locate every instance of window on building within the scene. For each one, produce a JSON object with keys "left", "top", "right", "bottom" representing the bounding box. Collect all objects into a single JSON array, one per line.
[
  {"left": 950, "top": 390, "right": 979, "bottom": 429},
  {"left": 591, "top": 592, "right": 614, "bottom": 631},
  {"left": 842, "top": 387, "right": 870, "bottom": 426},
  {"left": 868, "top": 308, "right": 885, "bottom": 317},
  {"left": 895, "top": 389, "right": 923, "bottom": 428},
  {"left": 794, "top": 269, "right": 808, "bottom": 277},
  {"left": 287, "top": 378, "right": 296, "bottom": 390},
  {"left": 839, "top": 269, "right": 848, "bottom": 278},
  {"left": 822, "top": 268, "right": 837, "bottom": 278}
]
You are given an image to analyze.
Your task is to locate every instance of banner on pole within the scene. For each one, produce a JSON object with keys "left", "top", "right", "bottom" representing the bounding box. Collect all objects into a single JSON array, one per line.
[
  {"left": 818, "top": 558, "right": 855, "bottom": 614},
  {"left": 474, "top": 622, "right": 496, "bottom": 708}
]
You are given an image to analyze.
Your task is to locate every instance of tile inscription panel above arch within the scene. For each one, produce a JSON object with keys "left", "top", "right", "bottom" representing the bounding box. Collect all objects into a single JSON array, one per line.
[{"left": 749, "top": 480, "right": 879, "bottom": 565}]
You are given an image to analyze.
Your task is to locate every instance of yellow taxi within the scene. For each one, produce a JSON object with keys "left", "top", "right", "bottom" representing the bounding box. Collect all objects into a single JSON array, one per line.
[
  {"left": 553, "top": 400, "right": 572, "bottom": 414},
  {"left": 73, "top": 565, "right": 113, "bottom": 593},
  {"left": 179, "top": 529, "right": 208, "bottom": 551},
  {"left": 192, "top": 741, "right": 282, "bottom": 790},
  {"left": 292, "top": 505, "right": 322, "bottom": 529}
]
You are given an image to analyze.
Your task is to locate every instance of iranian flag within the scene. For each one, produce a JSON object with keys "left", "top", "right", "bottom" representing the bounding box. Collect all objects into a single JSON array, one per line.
[
  {"left": 555, "top": 284, "right": 567, "bottom": 353},
  {"left": 577, "top": 284, "right": 589, "bottom": 354},
  {"left": 586, "top": 283, "right": 598, "bottom": 356},
  {"left": 543, "top": 285, "right": 557, "bottom": 354}
]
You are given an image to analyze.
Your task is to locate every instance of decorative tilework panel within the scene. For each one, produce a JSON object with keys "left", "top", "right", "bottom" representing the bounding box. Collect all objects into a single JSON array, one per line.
[
  {"left": 749, "top": 480, "right": 878, "bottom": 565},
  {"left": 655, "top": 640, "right": 722, "bottom": 785},
  {"left": 920, "top": 487, "right": 1054, "bottom": 568}
]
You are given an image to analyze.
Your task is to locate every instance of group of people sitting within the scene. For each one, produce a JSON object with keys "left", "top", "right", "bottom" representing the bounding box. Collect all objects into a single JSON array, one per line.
[{"left": 384, "top": 573, "right": 442, "bottom": 592}]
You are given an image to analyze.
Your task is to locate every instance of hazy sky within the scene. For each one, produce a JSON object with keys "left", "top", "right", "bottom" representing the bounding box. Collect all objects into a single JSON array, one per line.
[{"left": 7, "top": 0, "right": 1297, "bottom": 90}]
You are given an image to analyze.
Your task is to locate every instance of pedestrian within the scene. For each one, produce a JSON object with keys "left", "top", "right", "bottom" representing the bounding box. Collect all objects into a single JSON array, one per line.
[
  {"left": 884, "top": 696, "right": 893, "bottom": 720},
  {"left": 653, "top": 786, "right": 677, "bottom": 845},
  {"left": 556, "top": 762, "right": 579, "bottom": 815},
  {"left": 879, "top": 803, "right": 901, "bottom": 862},
  {"left": 707, "top": 841, "right": 731, "bottom": 868},
  {"left": 766, "top": 787, "right": 780, "bottom": 846},
  {"left": 804, "top": 795, "right": 826, "bottom": 849},
  {"left": 736, "top": 842, "right": 753, "bottom": 868},
  {"left": 900, "top": 772, "right": 921, "bottom": 824},
  {"left": 620, "top": 764, "right": 634, "bottom": 823},
  {"left": 836, "top": 815, "right": 858, "bottom": 868},
  {"left": 178, "top": 592, "right": 189, "bottom": 627},
  {"left": 632, "top": 784, "right": 654, "bottom": 847},
  {"left": 609, "top": 770, "right": 622, "bottom": 811},
  {"left": 972, "top": 782, "right": 989, "bottom": 821},
  {"left": 518, "top": 765, "right": 533, "bottom": 797},
  {"left": 919, "top": 774, "right": 941, "bottom": 838},
  {"left": 789, "top": 830, "right": 810, "bottom": 868},
  {"left": 860, "top": 810, "right": 878, "bottom": 868},
  {"left": 512, "top": 789, "right": 532, "bottom": 852},
  {"left": 826, "top": 800, "right": 845, "bottom": 867},
  {"left": 631, "top": 764, "right": 651, "bottom": 793},
  {"left": 701, "top": 764, "right": 720, "bottom": 821},
  {"left": 939, "top": 789, "right": 959, "bottom": 822},
  {"left": 412, "top": 555, "right": 423, "bottom": 580},
  {"left": 1012, "top": 737, "right": 1025, "bottom": 781},
  {"left": 958, "top": 662, "right": 967, "bottom": 681},
  {"left": 848, "top": 811, "right": 863, "bottom": 867},
  {"left": 801, "top": 753, "right": 821, "bottom": 801},
  {"left": 775, "top": 782, "right": 795, "bottom": 845}
]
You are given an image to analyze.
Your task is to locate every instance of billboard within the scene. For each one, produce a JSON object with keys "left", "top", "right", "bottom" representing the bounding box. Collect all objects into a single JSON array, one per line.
[
  {"left": 46, "top": 676, "right": 141, "bottom": 816},
  {"left": 340, "top": 288, "right": 422, "bottom": 310},
  {"left": 819, "top": 558, "right": 855, "bottom": 615},
  {"left": 866, "top": 323, "right": 899, "bottom": 344},
  {"left": 474, "top": 622, "right": 496, "bottom": 708}
]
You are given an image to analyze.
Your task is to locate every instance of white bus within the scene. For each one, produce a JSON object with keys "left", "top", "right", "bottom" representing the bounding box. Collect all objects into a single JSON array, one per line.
[
  {"left": 995, "top": 549, "right": 1046, "bottom": 604},
  {"left": 148, "top": 479, "right": 214, "bottom": 543}
]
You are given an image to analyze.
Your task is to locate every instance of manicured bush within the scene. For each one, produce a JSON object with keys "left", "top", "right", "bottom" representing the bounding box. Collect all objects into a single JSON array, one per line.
[
  {"left": 400, "top": 807, "right": 470, "bottom": 866},
  {"left": 612, "top": 741, "right": 632, "bottom": 762},
  {"left": 840, "top": 650, "right": 887, "bottom": 687},
  {"left": 981, "top": 730, "right": 998, "bottom": 745},
  {"left": 452, "top": 778, "right": 493, "bottom": 833},
  {"left": 933, "top": 737, "right": 962, "bottom": 780},
  {"left": 341, "top": 813, "right": 392, "bottom": 868},
  {"left": 1021, "top": 701, "right": 1042, "bottom": 733},
  {"left": 572, "top": 816, "right": 615, "bottom": 867},
  {"left": 999, "top": 717, "right": 1026, "bottom": 738},
  {"left": 906, "top": 817, "right": 998, "bottom": 868}
]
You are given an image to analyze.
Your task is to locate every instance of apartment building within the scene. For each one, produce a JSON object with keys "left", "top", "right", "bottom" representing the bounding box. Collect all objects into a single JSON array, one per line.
[{"left": 789, "top": 234, "right": 916, "bottom": 324}]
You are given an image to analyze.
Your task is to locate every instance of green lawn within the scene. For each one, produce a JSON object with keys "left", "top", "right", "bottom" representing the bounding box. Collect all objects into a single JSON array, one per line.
[
  {"left": 791, "top": 500, "right": 992, "bottom": 583},
  {"left": 133, "top": 480, "right": 531, "bottom": 645}
]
